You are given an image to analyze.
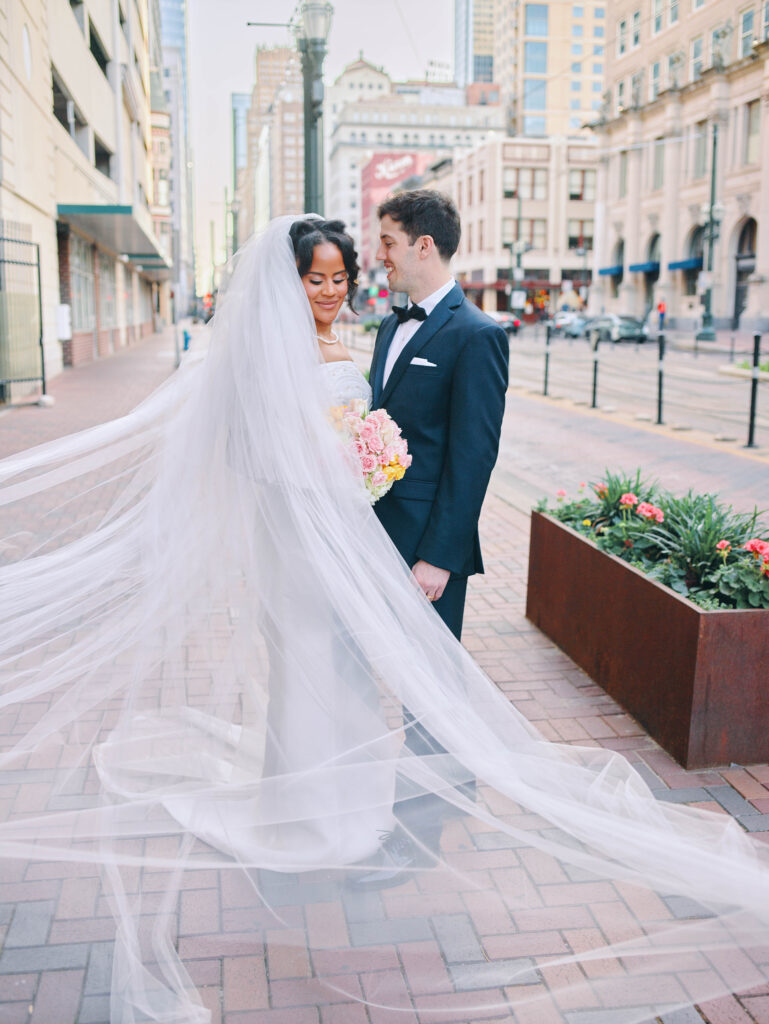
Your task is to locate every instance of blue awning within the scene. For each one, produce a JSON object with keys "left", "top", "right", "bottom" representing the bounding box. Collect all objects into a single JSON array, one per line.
[
  {"left": 629, "top": 261, "right": 660, "bottom": 273},
  {"left": 598, "top": 265, "right": 623, "bottom": 277},
  {"left": 668, "top": 257, "right": 703, "bottom": 271}
]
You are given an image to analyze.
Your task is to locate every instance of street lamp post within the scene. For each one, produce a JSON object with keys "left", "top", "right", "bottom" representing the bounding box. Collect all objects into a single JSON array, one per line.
[
  {"left": 696, "top": 121, "right": 722, "bottom": 343},
  {"left": 575, "top": 245, "right": 589, "bottom": 308},
  {"left": 295, "top": 2, "right": 333, "bottom": 216},
  {"left": 247, "top": 3, "right": 334, "bottom": 216}
]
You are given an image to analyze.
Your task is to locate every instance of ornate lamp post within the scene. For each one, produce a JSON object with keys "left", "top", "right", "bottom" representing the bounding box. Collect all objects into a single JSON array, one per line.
[
  {"left": 295, "top": 2, "right": 334, "bottom": 215},
  {"left": 247, "top": 3, "right": 334, "bottom": 216},
  {"left": 696, "top": 122, "right": 725, "bottom": 342}
]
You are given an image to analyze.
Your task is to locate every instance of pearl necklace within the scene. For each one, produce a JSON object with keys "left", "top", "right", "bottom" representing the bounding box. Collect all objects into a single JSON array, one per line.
[{"left": 317, "top": 328, "right": 339, "bottom": 345}]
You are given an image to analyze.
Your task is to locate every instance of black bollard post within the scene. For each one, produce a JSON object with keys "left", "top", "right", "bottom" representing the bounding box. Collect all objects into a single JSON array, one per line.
[
  {"left": 543, "top": 324, "right": 551, "bottom": 396},
  {"left": 656, "top": 332, "right": 666, "bottom": 425},
  {"left": 746, "top": 334, "right": 761, "bottom": 448},
  {"left": 590, "top": 331, "right": 600, "bottom": 409}
]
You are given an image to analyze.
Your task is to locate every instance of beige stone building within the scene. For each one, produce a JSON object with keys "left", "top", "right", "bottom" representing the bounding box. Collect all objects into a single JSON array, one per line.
[
  {"left": 326, "top": 56, "right": 504, "bottom": 260},
  {"left": 421, "top": 134, "right": 597, "bottom": 316},
  {"left": 493, "top": 0, "right": 608, "bottom": 137},
  {"left": 591, "top": 0, "right": 769, "bottom": 330},
  {"left": 0, "top": 0, "right": 171, "bottom": 394}
]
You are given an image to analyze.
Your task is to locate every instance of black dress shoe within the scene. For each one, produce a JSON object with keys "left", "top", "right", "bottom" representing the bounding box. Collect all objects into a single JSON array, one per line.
[{"left": 346, "top": 828, "right": 439, "bottom": 891}]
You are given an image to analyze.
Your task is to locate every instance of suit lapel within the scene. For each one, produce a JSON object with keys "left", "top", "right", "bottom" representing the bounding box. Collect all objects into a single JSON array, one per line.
[
  {"left": 377, "top": 283, "right": 465, "bottom": 408},
  {"left": 371, "top": 315, "right": 398, "bottom": 406}
]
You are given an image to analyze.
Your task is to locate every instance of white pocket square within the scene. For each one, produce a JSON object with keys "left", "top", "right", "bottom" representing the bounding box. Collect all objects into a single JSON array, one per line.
[{"left": 411, "top": 357, "right": 437, "bottom": 367}]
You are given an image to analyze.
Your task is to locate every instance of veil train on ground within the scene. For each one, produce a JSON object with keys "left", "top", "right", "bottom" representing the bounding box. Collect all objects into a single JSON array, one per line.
[{"left": 0, "top": 216, "right": 768, "bottom": 1023}]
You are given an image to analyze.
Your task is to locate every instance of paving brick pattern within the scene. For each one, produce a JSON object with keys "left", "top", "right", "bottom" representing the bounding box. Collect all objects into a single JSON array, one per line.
[{"left": 1, "top": 329, "right": 768, "bottom": 1023}]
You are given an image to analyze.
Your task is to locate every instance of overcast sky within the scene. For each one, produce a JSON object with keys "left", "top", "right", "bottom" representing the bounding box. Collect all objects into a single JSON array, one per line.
[{"left": 188, "top": 0, "right": 453, "bottom": 282}]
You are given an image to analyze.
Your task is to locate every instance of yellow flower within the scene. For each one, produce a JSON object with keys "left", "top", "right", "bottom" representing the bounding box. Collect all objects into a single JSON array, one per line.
[
  {"left": 393, "top": 466, "right": 406, "bottom": 480},
  {"left": 582, "top": 518, "right": 592, "bottom": 527}
]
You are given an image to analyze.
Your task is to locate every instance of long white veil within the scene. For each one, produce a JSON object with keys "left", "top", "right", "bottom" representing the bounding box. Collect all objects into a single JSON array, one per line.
[{"left": 1, "top": 216, "right": 768, "bottom": 1023}]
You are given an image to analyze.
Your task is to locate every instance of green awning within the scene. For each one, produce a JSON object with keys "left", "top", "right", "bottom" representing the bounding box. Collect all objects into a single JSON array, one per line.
[{"left": 57, "top": 204, "right": 172, "bottom": 280}]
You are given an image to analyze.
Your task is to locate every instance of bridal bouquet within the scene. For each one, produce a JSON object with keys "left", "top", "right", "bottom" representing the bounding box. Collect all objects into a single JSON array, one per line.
[{"left": 333, "top": 399, "right": 412, "bottom": 504}]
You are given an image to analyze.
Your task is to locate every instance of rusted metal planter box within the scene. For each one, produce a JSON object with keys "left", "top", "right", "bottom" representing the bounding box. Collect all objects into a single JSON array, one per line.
[{"left": 526, "top": 511, "right": 769, "bottom": 769}]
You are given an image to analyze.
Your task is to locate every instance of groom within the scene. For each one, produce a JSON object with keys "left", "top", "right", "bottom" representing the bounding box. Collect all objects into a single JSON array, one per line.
[
  {"left": 355, "top": 190, "right": 508, "bottom": 887},
  {"left": 371, "top": 189, "right": 508, "bottom": 642}
]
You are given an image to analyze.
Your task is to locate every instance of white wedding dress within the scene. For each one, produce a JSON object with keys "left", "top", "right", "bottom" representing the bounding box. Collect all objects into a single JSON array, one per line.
[{"left": 1, "top": 219, "right": 768, "bottom": 1024}]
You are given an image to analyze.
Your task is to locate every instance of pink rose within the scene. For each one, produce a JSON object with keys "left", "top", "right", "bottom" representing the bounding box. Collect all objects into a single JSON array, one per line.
[
  {"left": 399, "top": 452, "right": 412, "bottom": 469},
  {"left": 371, "top": 471, "right": 388, "bottom": 488},
  {"left": 360, "top": 453, "right": 377, "bottom": 473},
  {"left": 367, "top": 435, "right": 385, "bottom": 453},
  {"left": 360, "top": 422, "right": 379, "bottom": 442}
]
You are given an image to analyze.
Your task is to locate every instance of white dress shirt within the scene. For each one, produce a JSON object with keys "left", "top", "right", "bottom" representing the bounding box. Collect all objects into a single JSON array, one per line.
[{"left": 382, "top": 278, "right": 456, "bottom": 387}]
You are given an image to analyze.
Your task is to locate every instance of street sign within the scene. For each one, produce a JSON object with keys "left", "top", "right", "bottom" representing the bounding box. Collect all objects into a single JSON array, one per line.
[
  {"left": 512, "top": 290, "right": 527, "bottom": 307},
  {"left": 513, "top": 267, "right": 524, "bottom": 282}
]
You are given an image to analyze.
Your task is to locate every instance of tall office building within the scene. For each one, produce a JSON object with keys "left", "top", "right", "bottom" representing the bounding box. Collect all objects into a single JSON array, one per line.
[
  {"left": 494, "top": 0, "right": 607, "bottom": 137},
  {"left": 160, "top": 0, "right": 195, "bottom": 311},
  {"left": 455, "top": 0, "right": 495, "bottom": 88}
]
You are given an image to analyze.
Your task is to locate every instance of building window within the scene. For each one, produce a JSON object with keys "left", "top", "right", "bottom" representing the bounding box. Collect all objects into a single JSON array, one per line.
[
  {"left": 631, "top": 71, "right": 644, "bottom": 106},
  {"left": 617, "top": 79, "right": 626, "bottom": 112},
  {"left": 525, "top": 3, "right": 549, "bottom": 35},
  {"left": 478, "top": 219, "right": 484, "bottom": 250},
  {"left": 570, "top": 116, "right": 583, "bottom": 129},
  {"left": 572, "top": 61, "right": 582, "bottom": 72},
  {"left": 740, "top": 8, "right": 755, "bottom": 57},
  {"left": 528, "top": 218, "right": 547, "bottom": 249},
  {"left": 479, "top": 169, "right": 485, "bottom": 201},
  {"left": 503, "top": 167, "right": 517, "bottom": 197},
  {"left": 592, "top": 81, "right": 603, "bottom": 92},
  {"left": 652, "top": 137, "right": 665, "bottom": 188},
  {"left": 650, "top": 61, "right": 661, "bottom": 99},
  {"left": 468, "top": 174, "right": 473, "bottom": 205},
  {"left": 596, "top": 6, "right": 605, "bottom": 14},
  {"left": 652, "top": 0, "right": 663, "bottom": 33},
  {"left": 98, "top": 252, "right": 116, "bottom": 328},
  {"left": 523, "top": 78, "right": 547, "bottom": 110},
  {"left": 568, "top": 219, "right": 594, "bottom": 249},
  {"left": 573, "top": 24, "right": 584, "bottom": 35},
  {"left": 524, "top": 41, "right": 548, "bottom": 73},
  {"left": 693, "top": 120, "right": 708, "bottom": 177},
  {"left": 594, "top": 25, "right": 605, "bottom": 36},
  {"left": 502, "top": 217, "right": 515, "bottom": 245},
  {"left": 632, "top": 10, "right": 641, "bottom": 46},
  {"left": 618, "top": 18, "right": 628, "bottom": 54},
  {"left": 594, "top": 44, "right": 604, "bottom": 54},
  {"left": 88, "top": 20, "right": 110, "bottom": 78},
  {"left": 745, "top": 99, "right": 760, "bottom": 163},
  {"left": 573, "top": 4, "right": 584, "bottom": 14},
  {"left": 571, "top": 80, "right": 582, "bottom": 91},
  {"left": 523, "top": 115, "right": 546, "bottom": 135},
  {"left": 618, "top": 150, "right": 628, "bottom": 197},
  {"left": 571, "top": 99, "right": 582, "bottom": 110},
  {"left": 569, "top": 168, "right": 596, "bottom": 200},
  {"left": 571, "top": 43, "right": 583, "bottom": 54},
  {"left": 94, "top": 136, "right": 113, "bottom": 178},
  {"left": 593, "top": 61, "right": 603, "bottom": 72},
  {"left": 691, "top": 36, "right": 703, "bottom": 79},
  {"left": 764, "top": 0, "right": 769, "bottom": 39},
  {"left": 70, "top": 235, "right": 95, "bottom": 332},
  {"left": 523, "top": 167, "right": 548, "bottom": 199},
  {"left": 670, "top": 0, "right": 679, "bottom": 20}
]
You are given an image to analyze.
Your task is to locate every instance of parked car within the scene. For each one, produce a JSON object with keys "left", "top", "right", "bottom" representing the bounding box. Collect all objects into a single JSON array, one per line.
[
  {"left": 588, "top": 314, "right": 648, "bottom": 344},
  {"left": 488, "top": 310, "right": 522, "bottom": 335}
]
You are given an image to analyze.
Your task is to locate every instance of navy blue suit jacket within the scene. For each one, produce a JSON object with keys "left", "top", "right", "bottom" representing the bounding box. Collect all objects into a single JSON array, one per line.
[{"left": 370, "top": 283, "right": 509, "bottom": 578}]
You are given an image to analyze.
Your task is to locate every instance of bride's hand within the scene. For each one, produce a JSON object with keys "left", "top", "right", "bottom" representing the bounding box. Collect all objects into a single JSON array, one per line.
[{"left": 412, "top": 560, "right": 450, "bottom": 602}]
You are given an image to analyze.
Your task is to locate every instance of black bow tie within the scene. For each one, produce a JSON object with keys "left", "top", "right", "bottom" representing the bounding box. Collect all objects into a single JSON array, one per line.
[{"left": 392, "top": 303, "right": 427, "bottom": 324}]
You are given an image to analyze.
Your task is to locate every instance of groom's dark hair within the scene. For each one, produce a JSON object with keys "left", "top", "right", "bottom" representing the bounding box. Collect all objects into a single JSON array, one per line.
[{"left": 378, "top": 190, "right": 460, "bottom": 262}]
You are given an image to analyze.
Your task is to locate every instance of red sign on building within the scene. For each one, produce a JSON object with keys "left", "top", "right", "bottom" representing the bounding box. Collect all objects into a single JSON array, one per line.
[{"left": 360, "top": 152, "right": 433, "bottom": 271}]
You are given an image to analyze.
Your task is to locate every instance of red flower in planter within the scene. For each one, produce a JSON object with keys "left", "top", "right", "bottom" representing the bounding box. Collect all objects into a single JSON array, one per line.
[
  {"left": 594, "top": 483, "right": 608, "bottom": 499},
  {"left": 636, "top": 502, "right": 664, "bottom": 523},
  {"left": 743, "top": 538, "right": 769, "bottom": 559},
  {"left": 619, "top": 492, "right": 638, "bottom": 509}
]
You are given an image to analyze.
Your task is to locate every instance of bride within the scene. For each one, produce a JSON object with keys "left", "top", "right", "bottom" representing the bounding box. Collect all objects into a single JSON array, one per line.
[{"left": 0, "top": 214, "right": 768, "bottom": 1024}]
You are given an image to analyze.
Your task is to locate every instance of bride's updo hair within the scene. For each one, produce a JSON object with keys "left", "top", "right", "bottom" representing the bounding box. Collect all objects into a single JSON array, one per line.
[{"left": 289, "top": 218, "right": 360, "bottom": 311}]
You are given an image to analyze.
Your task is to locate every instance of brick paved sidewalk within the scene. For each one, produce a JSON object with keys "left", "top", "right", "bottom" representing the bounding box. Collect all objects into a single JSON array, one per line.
[{"left": 1, "top": 334, "right": 768, "bottom": 1024}]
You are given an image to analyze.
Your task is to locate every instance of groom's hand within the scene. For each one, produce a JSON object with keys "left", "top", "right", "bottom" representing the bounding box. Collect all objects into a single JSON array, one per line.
[{"left": 412, "top": 560, "right": 450, "bottom": 603}]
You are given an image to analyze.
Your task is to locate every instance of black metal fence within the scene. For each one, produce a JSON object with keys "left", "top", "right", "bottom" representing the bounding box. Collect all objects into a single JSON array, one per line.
[{"left": 0, "top": 224, "right": 45, "bottom": 403}]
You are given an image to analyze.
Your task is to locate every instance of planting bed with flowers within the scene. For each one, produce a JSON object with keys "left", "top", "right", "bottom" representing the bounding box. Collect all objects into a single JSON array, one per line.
[{"left": 537, "top": 470, "right": 769, "bottom": 611}]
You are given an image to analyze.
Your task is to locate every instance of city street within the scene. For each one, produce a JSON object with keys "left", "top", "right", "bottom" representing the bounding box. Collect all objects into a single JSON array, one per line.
[
  {"left": 506, "top": 330, "right": 769, "bottom": 455},
  {"left": 0, "top": 334, "right": 768, "bottom": 1023}
]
